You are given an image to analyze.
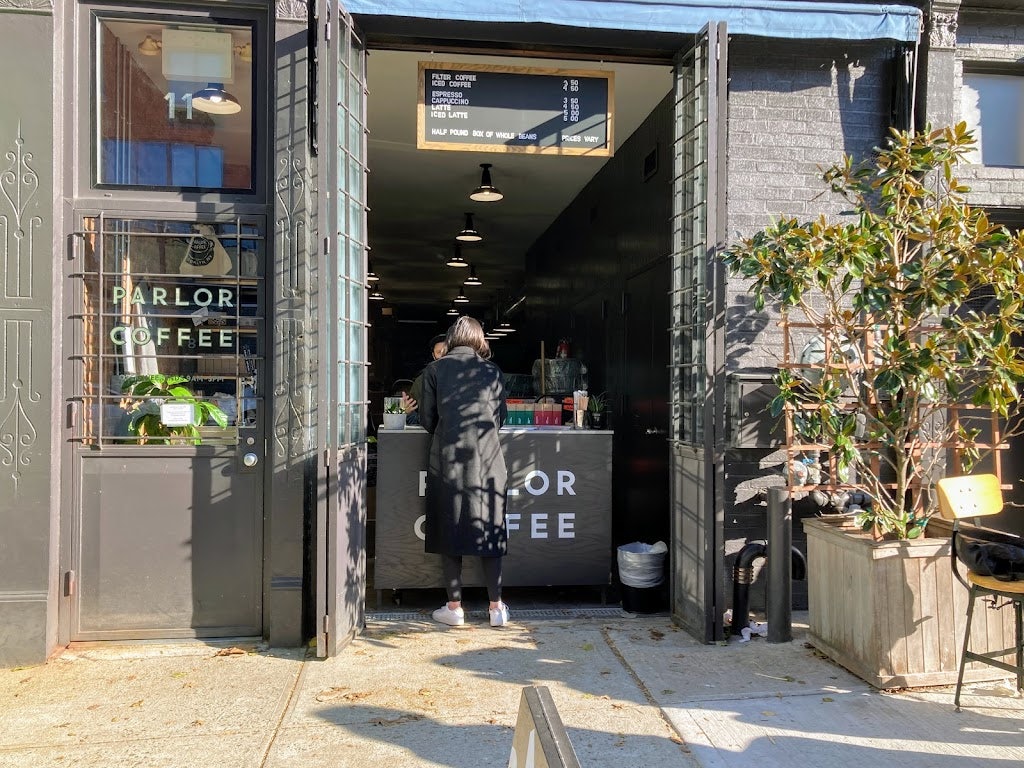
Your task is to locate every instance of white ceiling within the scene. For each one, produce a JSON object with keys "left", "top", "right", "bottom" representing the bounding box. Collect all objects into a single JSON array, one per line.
[{"left": 364, "top": 49, "right": 673, "bottom": 317}]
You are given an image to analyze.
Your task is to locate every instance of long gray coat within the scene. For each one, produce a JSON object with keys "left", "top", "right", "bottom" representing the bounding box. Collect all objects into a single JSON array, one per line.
[{"left": 419, "top": 345, "right": 508, "bottom": 557}]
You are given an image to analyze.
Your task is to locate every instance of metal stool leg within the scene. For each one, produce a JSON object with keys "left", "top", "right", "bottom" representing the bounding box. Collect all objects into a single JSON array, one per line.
[
  {"left": 1016, "top": 598, "right": 1023, "bottom": 695},
  {"left": 955, "top": 587, "right": 978, "bottom": 713}
]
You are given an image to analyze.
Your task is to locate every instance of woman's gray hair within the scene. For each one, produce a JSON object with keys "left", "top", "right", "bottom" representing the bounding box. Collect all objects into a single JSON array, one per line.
[{"left": 445, "top": 316, "right": 491, "bottom": 360}]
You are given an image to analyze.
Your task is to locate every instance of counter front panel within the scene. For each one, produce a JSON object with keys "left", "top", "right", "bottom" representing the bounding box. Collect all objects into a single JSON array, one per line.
[{"left": 375, "top": 428, "right": 613, "bottom": 591}]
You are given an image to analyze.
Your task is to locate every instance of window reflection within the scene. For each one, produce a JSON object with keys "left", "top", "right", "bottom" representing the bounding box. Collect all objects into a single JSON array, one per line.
[
  {"left": 96, "top": 18, "right": 254, "bottom": 189},
  {"left": 962, "top": 73, "right": 1024, "bottom": 167}
]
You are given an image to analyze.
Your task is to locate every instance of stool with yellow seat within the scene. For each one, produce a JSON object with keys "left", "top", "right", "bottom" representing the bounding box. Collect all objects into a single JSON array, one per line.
[{"left": 935, "top": 474, "right": 1024, "bottom": 711}]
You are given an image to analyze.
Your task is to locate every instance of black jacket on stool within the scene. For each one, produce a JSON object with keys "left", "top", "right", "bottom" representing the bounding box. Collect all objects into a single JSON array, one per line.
[{"left": 420, "top": 345, "right": 508, "bottom": 557}]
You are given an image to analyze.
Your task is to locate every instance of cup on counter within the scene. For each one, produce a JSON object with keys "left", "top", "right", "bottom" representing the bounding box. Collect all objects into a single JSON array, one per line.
[{"left": 573, "top": 409, "right": 586, "bottom": 428}]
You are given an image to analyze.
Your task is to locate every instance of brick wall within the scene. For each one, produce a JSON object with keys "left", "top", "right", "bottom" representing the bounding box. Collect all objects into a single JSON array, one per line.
[
  {"left": 955, "top": 17, "right": 1024, "bottom": 210},
  {"left": 722, "top": 38, "right": 895, "bottom": 613}
]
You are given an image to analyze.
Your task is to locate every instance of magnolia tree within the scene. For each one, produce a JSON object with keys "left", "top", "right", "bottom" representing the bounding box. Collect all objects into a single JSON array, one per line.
[{"left": 723, "top": 124, "right": 1024, "bottom": 539}]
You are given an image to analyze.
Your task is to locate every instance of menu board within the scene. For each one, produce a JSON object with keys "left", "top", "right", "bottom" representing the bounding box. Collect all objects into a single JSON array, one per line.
[{"left": 417, "top": 61, "right": 614, "bottom": 156}]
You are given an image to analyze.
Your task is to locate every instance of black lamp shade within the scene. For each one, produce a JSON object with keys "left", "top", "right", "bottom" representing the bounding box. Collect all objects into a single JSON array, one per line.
[
  {"left": 470, "top": 163, "right": 503, "bottom": 202},
  {"left": 455, "top": 212, "right": 482, "bottom": 242},
  {"left": 192, "top": 83, "right": 241, "bottom": 115},
  {"left": 446, "top": 244, "right": 468, "bottom": 268}
]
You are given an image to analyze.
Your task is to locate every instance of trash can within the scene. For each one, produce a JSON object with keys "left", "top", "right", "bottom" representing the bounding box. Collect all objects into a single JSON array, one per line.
[{"left": 617, "top": 541, "right": 667, "bottom": 613}]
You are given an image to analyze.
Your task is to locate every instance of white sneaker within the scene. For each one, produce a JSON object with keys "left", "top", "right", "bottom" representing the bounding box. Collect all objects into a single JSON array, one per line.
[
  {"left": 489, "top": 602, "right": 510, "bottom": 627},
  {"left": 432, "top": 604, "right": 465, "bottom": 626}
]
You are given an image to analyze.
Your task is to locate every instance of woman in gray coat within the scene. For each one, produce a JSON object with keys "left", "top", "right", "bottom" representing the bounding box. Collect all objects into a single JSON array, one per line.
[{"left": 419, "top": 316, "right": 510, "bottom": 627}]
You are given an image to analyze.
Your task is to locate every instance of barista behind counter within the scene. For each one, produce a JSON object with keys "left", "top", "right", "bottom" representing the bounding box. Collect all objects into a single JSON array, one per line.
[
  {"left": 374, "top": 424, "right": 613, "bottom": 601},
  {"left": 400, "top": 333, "right": 447, "bottom": 425}
]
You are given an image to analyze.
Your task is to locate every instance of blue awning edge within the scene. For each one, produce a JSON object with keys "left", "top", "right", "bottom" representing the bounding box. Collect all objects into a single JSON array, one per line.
[{"left": 343, "top": 0, "right": 921, "bottom": 43}]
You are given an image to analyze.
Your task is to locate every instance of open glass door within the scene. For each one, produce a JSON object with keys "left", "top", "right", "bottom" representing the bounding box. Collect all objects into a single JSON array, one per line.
[
  {"left": 669, "top": 22, "right": 728, "bottom": 642},
  {"left": 314, "top": 0, "right": 370, "bottom": 657}
]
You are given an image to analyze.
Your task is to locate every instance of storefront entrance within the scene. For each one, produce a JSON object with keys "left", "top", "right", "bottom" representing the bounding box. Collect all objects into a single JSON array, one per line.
[{"left": 339, "top": 9, "right": 705, "bottom": 631}]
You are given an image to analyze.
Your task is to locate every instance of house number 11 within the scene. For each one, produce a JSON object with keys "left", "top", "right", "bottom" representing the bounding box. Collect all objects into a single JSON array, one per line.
[{"left": 164, "top": 92, "right": 194, "bottom": 120}]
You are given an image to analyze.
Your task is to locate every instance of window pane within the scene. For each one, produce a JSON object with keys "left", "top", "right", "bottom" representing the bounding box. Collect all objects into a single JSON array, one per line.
[
  {"left": 96, "top": 18, "right": 255, "bottom": 190},
  {"left": 962, "top": 73, "right": 1024, "bottom": 167},
  {"left": 75, "top": 217, "right": 264, "bottom": 445}
]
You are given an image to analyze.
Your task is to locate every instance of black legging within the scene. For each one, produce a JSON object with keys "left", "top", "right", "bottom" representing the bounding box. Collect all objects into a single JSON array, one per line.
[{"left": 442, "top": 554, "right": 502, "bottom": 603}]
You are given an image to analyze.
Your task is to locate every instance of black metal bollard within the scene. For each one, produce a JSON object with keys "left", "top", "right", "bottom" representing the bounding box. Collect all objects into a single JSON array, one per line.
[{"left": 766, "top": 487, "right": 793, "bottom": 643}]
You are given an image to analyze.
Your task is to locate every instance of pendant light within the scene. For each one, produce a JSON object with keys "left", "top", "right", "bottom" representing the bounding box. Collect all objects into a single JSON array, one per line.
[
  {"left": 368, "top": 285, "right": 385, "bottom": 301},
  {"left": 137, "top": 35, "right": 162, "bottom": 56},
  {"left": 446, "top": 244, "right": 468, "bottom": 268},
  {"left": 455, "top": 212, "right": 482, "bottom": 243},
  {"left": 366, "top": 260, "right": 380, "bottom": 283},
  {"left": 498, "top": 319, "right": 516, "bottom": 333},
  {"left": 470, "top": 163, "right": 503, "bottom": 202},
  {"left": 192, "top": 83, "right": 242, "bottom": 115},
  {"left": 453, "top": 287, "right": 470, "bottom": 304},
  {"left": 446, "top": 304, "right": 460, "bottom": 317},
  {"left": 464, "top": 265, "right": 482, "bottom": 286}
]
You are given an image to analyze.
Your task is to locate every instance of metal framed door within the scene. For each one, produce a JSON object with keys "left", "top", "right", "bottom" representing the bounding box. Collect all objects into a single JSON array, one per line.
[
  {"left": 668, "top": 22, "right": 728, "bottom": 642},
  {"left": 313, "top": 0, "right": 370, "bottom": 657},
  {"left": 61, "top": 7, "right": 272, "bottom": 642},
  {"left": 66, "top": 214, "right": 266, "bottom": 640}
]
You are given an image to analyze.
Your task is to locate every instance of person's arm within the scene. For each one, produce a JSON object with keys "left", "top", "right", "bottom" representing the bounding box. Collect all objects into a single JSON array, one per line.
[
  {"left": 402, "top": 374, "right": 423, "bottom": 414},
  {"left": 493, "top": 364, "right": 508, "bottom": 428},
  {"left": 419, "top": 365, "right": 439, "bottom": 433}
]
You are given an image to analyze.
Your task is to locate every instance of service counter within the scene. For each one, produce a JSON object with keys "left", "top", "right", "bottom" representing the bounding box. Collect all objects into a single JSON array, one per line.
[{"left": 374, "top": 426, "right": 613, "bottom": 604}]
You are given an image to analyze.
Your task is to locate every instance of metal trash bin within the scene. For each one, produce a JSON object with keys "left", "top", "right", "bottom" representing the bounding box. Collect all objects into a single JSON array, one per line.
[{"left": 617, "top": 541, "right": 667, "bottom": 613}]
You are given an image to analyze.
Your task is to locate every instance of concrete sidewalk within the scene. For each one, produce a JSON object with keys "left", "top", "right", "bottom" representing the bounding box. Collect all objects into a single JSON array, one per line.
[{"left": 2, "top": 610, "right": 1022, "bottom": 767}]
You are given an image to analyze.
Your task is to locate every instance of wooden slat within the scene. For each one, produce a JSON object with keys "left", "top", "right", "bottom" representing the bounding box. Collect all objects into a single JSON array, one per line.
[{"left": 805, "top": 519, "right": 1018, "bottom": 688}]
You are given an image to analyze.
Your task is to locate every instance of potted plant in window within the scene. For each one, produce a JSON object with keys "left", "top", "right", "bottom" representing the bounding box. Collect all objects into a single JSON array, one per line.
[
  {"left": 722, "top": 123, "right": 1024, "bottom": 687},
  {"left": 120, "top": 374, "right": 229, "bottom": 445}
]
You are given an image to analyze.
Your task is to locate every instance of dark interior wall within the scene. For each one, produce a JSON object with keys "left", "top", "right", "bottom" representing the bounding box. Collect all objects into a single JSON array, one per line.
[
  {"left": 723, "top": 38, "right": 897, "bottom": 613},
  {"left": 520, "top": 91, "right": 675, "bottom": 546},
  {"left": 522, "top": 92, "right": 673, "bottom": 392}
]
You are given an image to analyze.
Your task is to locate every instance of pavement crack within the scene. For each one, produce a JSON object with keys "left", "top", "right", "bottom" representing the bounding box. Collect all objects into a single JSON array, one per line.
[
  {"left": 600, "top": 625, "right": 693, "bottom": 756},
  {"left": 255, "top": 647, "right": 312, "bottom": 767}
]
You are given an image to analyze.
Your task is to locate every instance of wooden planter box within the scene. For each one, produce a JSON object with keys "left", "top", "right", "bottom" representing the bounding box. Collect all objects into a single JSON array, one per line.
[{"left": 804, "top": 518, "right": 1018, "bottom": 689}]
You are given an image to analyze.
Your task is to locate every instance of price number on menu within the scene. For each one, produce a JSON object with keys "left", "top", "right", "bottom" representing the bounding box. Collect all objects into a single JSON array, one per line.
[{"left": 562, "top": 79, "right": 581, "bottom": 124}]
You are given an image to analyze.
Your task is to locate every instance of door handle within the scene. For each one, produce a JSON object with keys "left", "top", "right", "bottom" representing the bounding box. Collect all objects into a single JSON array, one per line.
[
  {"left": 645, "top": 427, "right": 667, "bottom": 436},
  {"left": 242, "top": 452, "right": 259, "bottom": 467}
]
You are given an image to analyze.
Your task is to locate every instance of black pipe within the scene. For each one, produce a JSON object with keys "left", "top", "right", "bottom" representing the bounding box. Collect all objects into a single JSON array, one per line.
[
  {"left": 767, "top": 487, "right": 792, "bottom": 643},
  {"left": 731, "top": 540, "right": 767, "bottom": 634},
  {"left": 731, "top": 540, "right": 808, "bottom": 635}
]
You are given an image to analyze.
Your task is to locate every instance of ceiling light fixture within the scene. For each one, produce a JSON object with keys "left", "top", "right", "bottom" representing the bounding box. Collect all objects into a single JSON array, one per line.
[
  {"left": 366, "top": 260, "right": 380, "bottom": 283},
  {"left": 368, "top": 285, "right": 385, "bottom": 301},
  {"left": 453, "top": 287, "right": 470, "bottom": 304},
  {"left": 446, "top": 304, "right": 460, "bottom": 317},
  {"left": 470, "top": 163, "right": 503, "bottom": 202},
  {"left": 446, "top": 244, "right": 468, "bottom": 268},
  {"left": 137, "top": 35, "right": 162, "bottom": 56},
  {"left": 498, "top": 320, "right": 516, "bottom": 333},
  {"left": 191, "top": 83, "right": 242, "bottom": 115},
  {"left": 464, "top": 265, "right": 482, "bottom": 286},
  {"left": 455, "top": 212, "right": 482, "bottom": 243}
]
